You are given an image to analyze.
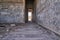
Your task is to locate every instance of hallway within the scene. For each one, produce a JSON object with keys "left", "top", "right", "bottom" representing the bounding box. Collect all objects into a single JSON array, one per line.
[
  {"left": 0, "top": 0, "right": 60, "bottom": 40},
  {"left": 1, "top": 23, "right": 60, "bottom": 40}
]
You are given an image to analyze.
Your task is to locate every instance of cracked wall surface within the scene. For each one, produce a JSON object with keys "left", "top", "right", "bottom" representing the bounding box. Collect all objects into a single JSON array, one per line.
[
  {"left": 36, "top": 0, "right": 60, "bottom": 35},
  {"left": 0, "top": 0, "right": 25, "bottom": 23}
]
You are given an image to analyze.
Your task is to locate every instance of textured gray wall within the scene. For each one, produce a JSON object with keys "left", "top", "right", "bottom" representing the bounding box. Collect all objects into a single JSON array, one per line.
[
  {"left": 36, "top": 0, "right": 60, "bottom": 35},
  {"left": 0, "top": 0, "right": 23, "bottom": 2},
  {"left": 0, "top": 0, "right": 25, "bottom": 23}
]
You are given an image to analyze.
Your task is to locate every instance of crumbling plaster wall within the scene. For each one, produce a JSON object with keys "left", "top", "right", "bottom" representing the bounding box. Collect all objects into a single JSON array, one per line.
[
  {"left": 0, "top": 0, "right": 25, "bottom": 23},
  {"left": 36, "top": 0, "right": 60, "bottom": 35}
]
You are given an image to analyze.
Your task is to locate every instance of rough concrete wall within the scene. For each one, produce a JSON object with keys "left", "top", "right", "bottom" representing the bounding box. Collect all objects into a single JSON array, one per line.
[
  {"left": 0, "top": 0, "right": 25, "bottom": 23},
  {"left": 36, "top": 0, "right": 60, "bottom": 35}
]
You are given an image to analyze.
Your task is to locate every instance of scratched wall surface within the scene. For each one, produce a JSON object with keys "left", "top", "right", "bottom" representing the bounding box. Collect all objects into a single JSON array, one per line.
[
  {"left": 36, "top": 0, "right": 60, "bottom": 35},
  {"left": 0, "top": 0, "right": 25, "bottom": 23}
]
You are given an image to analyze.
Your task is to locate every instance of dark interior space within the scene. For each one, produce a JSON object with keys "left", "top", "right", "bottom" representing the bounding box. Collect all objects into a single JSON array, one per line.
[
  {"left": 26, "top": 0, "right": 34, "bottom": 5},
  {"left": 25, "top": 0, "right": 35, "bottom": 23}
]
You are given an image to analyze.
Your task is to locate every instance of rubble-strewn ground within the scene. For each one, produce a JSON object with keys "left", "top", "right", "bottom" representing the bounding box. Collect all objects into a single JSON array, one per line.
[{"left": 0, "top": 22, "right": 60, "bottom": 40}]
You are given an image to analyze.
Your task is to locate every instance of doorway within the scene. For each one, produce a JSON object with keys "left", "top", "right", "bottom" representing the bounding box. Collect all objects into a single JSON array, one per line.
[
  {"left": 28, "top": 9, "right": 32, "bottom": 21},
  {"left": 25, "top": 0, "right": 35, "bottom": 23}
]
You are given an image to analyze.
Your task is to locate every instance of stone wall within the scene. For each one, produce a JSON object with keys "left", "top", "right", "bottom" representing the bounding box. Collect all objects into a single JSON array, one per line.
[
  {"left": 0, "top": 0, "right": 23, "bottom": 2},
  {"left": 36, "top": 0, "right": 60, "bottom": 35},
  {"left": 0, "top": 0, "right": 25, "bottom": 23}
]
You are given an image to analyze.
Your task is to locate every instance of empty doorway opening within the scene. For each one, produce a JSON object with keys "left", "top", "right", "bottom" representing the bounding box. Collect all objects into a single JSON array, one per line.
[
  {"left": 25, "top": 0, "right": 35, "bottom": 23},
  {"left": 28, "top": 9, "right": 32, "bottom": 21}
]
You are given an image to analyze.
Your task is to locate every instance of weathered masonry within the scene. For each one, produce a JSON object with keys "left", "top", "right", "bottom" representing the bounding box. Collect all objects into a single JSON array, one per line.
[
  {"left": 0, "top": 0, "right": 25, "bottom": 23},
  {"left": 0, "top": 0, "right": 60, "bottom": 36},
  {"left": 36, "top": 0, "right": 60, "bottom": 35}
]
